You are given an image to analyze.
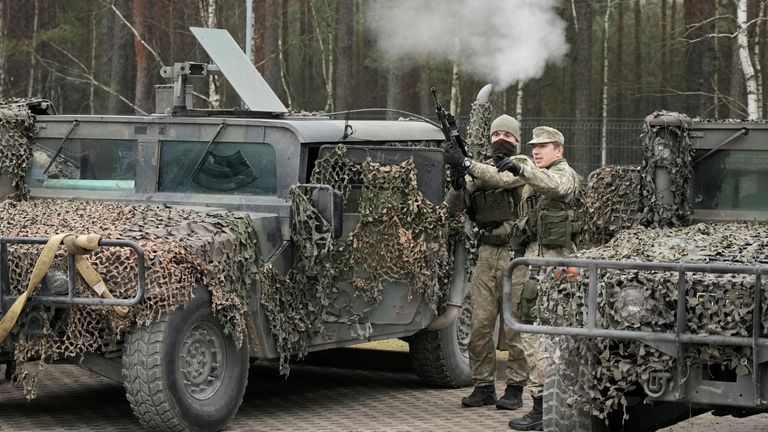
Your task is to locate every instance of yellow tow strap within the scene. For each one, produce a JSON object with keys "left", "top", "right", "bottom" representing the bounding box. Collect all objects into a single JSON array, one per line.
[{"left": 0, "top": 233, "right": 128, "bottom": 344}]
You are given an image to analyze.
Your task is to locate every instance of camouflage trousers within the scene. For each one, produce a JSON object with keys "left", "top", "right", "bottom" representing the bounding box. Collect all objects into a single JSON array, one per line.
[
  {"left": 515, "top": 241, "right": 571, "bottom": 398},
  {"left": 468, "top": 244, "right": 528, "bottom": 387}
]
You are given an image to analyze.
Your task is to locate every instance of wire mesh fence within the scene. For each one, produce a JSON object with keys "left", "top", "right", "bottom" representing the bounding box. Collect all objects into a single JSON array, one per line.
[
  {"left": 519, "top": 118, "right": 644, "bottom": 177},
  {"left": 328, "top": 110, "right": 647, "bottom": 178}
]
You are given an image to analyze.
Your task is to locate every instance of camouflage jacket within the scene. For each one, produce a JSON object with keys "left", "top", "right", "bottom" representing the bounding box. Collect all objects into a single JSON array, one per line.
[
  {"left": 445, "top": 159, "right": 526, "bottom": 238},
  {"left": 518, "top": 157, "right": 581, "bottom": 256}
]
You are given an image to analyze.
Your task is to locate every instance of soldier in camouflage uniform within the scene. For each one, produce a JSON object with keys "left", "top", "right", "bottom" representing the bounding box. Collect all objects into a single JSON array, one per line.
[
  {"left": 496, "top": 126, "right": 581, "bottom": 431},
  {"left": 445, "top": 115, "right": 529, "bottom": 410}
]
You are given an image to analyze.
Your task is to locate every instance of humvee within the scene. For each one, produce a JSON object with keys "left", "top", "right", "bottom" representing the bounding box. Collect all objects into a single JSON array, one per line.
[
  {"left": 502, "top": 114, "right": 768, "bottom": 431},
  {"left": 0, "top": 28, "right": 472, "bottom": 431}
]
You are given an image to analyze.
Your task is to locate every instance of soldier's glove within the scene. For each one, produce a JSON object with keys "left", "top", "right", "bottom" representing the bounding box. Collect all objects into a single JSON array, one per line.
[
  {"left": 495, "top": 157, "right": 522, "bottom": 176},
  {"left": 444, "top": 146, "right": 466, "bottom": 169}
]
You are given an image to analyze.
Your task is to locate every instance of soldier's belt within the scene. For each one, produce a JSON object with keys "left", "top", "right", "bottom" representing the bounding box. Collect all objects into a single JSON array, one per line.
[{"left": 477, "top": 232, "right": 510, "bottom": 246}]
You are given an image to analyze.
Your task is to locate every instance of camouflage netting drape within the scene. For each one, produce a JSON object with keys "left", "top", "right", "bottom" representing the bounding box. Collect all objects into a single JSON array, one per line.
[
  {"left": 538, "top": 222, "right": 768, "bottom": 419},
  {"left": 465, "top": 99, "right": 492, "bottom": 160},
  {"left": 0, "top": 102, "right": 257, "bottom": 398},
  {"left": 1, "top": 200, "right": 258, "bottom": 398},
  {"left": 579, "top": 111, "right": 693, "bottom": 246},
  {"left": 638, "top": 111, "right": 695, "bottom": 228},
  {"left": 259, "top": 144, "right": 462, "bottom": 375},
  {"left": 538, "top": 111, "right": 762, "bottom": 421},
  {"left": 0, "top": 100, "right": 38, "bottom": 201}
]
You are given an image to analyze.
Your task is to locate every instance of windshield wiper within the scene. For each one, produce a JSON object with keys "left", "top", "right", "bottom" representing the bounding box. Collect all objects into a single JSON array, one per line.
[
  {"left": 43, "top": 120, "right": 79, "bottom": 175},
  {"left": 693, "top": 127, "right": 749, "bottom": 165},
  {"left": 186, "top": 120, "right": 227, "bottom": 183}
]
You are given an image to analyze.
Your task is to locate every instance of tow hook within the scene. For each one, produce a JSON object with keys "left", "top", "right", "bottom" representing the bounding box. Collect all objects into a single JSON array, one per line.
[{"left": 644, "top": 371, "right": 672, "bottom": 398}]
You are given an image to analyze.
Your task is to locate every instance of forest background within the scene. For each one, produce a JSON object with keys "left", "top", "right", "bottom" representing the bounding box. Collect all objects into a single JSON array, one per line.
[{"left": 0, "top": 0, "right": 765, "bottom": 172}]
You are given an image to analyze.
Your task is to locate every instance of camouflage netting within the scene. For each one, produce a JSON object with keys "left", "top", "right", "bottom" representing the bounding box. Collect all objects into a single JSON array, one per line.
[
  {"left": 464, "top": 99, "right": 492, "bottom": 160},
  {"left": 259, "top": 144, "right": 462, "bottom": 375},
  {"left": 0, "top": 203, "right": 256, "bottom": 398},
  {"left": 579, "top": 111, "right": 693, "bottom": 246},
  {"left": 539, "top": 222, "right": 768, "bottom": 419},
  {"left": 579, "top": 166, "right": 643, "bottom": 246},
  {"left": 0, "top": 100, "right": 38, "bottom": 201},
  {"left": 638, "top": 111, "right": 695, "bottom": 228},
  {"left": 0, "top": 102, "right": 258, "bottom": 398}
]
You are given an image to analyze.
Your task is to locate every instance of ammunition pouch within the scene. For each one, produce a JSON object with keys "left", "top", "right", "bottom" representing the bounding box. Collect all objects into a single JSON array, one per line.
[
  {"left": 469, "top": 189, "right": 517, "bottom": 228},
  {"left": 509, "top": 218, "right": 531, "bottom": 250},
  {"left": 537, "top": 209, "right": 572, "bottom": 248},
  {"left": 518, "top": 277, "right": 539, "bottom": 324}
]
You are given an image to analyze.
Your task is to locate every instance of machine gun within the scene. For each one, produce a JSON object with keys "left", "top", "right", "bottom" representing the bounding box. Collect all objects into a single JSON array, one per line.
[{"left": 431, "top": 87, "right": 469, "bottom": 190}]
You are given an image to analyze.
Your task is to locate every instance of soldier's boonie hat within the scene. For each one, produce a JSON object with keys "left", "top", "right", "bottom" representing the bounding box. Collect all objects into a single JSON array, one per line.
[
  {"left": 528, "top": 126, "right": 564, "bottom": 146},
  {"left": 490, "top": 114, "right": 521, "bottom": 143}
]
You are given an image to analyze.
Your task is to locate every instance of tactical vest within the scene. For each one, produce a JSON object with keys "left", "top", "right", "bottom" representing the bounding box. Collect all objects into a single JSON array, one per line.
[
  {"left": 512, "top": 159, "right": 582, "bottom": 250},
  {"left": 468, "top": 188, "right": 521, "bottom": 230}
]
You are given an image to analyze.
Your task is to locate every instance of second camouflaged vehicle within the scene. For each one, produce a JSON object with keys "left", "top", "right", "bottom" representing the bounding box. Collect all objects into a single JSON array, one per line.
[
  {"left": 503, "top": 112, "right": 768, "bottom": 431},
  {"left": 0, "top": 28, "right": 472, "bottom": 432}
]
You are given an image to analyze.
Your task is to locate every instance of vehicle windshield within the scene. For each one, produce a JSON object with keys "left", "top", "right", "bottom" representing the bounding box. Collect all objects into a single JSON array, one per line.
[
  {"left": 158, "top": 140, "right": 277, "bottom": 195},
  {"left": 26, "top": 138, "right": 137, "bottom": 190},
  {"left": 690, "top": 149, "right": 768, "bottom": 211}
]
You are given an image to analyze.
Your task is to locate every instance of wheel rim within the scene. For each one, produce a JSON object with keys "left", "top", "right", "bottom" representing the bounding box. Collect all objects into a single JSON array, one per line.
[
  {"left": 179, "top": 321, "right": 227, "bottom": 400},
  {"left": 456, "top": 291, "right": 471, "bottom": 359}
]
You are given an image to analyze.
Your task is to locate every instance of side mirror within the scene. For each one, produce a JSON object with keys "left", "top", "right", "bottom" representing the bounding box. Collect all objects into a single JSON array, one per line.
[{"left": 310, "top": 186, "right": 343, "bottom": 239}]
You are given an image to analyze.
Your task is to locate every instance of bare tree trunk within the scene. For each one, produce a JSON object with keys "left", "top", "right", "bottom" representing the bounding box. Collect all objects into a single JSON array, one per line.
[
  {"left": 0, "top": 0, "right": 6, "bottom": 98},
  {"left": 634, "top": 0, "right": 643, "bottom": 116},
  {"left": 27, "top": 0, "right": 39, "bottom": 98},
  {"left": 660, "top": 0, "right": 668, "bottom": 107},
  {"left": 386, "top": 60, "right": 402, "bottom": 117},
  {"left": 615, "top": 0, "right": 624, "bottom": 118},
  {"left": 309, "top": 0, "right": 333, "bottom": 111},
  {"left": 515, "top": 83, "right": 523, "bottom": 120},
  {"left": 108, "top": 0, "right": 133, "bottom": 114},
  {"left": 299, "top": 0, "right": 312, "bottom": 108},
  {"left": 737, "top": 0, "right": 758, "bottom": 118},
  {"left": 252, "top": 0, "right": 266, "bottom": 68},
  {"left": 753, "top": 0, "right": 765, "bottom": 117},
  {"left": 572, "top": 0, "right": 593, "bottom": 171},
  {"left": 450, "top": 37, "right": 461, "bottom": 116},
  {"left": 132, "top": 0, "right": 153, "bottom": 114},
  {"left": 279, "top": 0, "right": 292, "bottom": 108},
  {"left": 334, "top": 0, "right": 353, "bottom": 110},
  {"left": 601, "top": 0, "right": 612, "bottom": 167},
  {"left": 200, "top": 0, "right": 220, "bottom": 108},
  {"left": 683, "top": 0, "right": 716, "bottom": 116},
  {"left": 89, "top": 4, "right": 97, "bottom": 113},
  {"left": 264, "top": 0, "right": 281, "bottom": 93},
  {"left": 417, "top": 56, "right": 431, "bottom": 116}
]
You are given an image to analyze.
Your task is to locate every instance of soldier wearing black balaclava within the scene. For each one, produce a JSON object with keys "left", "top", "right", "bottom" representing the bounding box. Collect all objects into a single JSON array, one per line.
[{"left": 445, "top": 114, "right": 529, "bottom": 411}]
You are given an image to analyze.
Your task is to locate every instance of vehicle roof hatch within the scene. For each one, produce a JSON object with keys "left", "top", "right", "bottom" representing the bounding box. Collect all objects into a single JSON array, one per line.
[{"left": 189, "top": 26, "right": 287, "bottom": 115}]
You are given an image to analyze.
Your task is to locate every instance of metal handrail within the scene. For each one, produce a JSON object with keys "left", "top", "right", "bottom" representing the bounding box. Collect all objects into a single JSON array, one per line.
[
  {"left": 0, "top": 236, "right": 147, "bottom": 308},
  {"left": 502, "top": 257, "right": 768, "bottom": 404}
]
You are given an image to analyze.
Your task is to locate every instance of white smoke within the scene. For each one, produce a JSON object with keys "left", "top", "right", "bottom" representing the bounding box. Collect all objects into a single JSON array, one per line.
[{"left": 367, "top": 0, "right": 569, "bottom": 90}]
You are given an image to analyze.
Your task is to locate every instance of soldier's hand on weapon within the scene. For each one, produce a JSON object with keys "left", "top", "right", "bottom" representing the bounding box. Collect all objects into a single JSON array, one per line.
[
  {"left": 444, "top": 146, "right": 466, "bottom": 169},
  {"left": 495, "top": 157, "right": 522, "bottom": 176}
]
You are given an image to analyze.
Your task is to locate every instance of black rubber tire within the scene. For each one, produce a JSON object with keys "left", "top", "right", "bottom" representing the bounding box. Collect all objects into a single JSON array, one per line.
[
  {"left": 409, "top": 290, "right": 472, "bottom": 388},
  {"left": 542, "top": 340, "right": 606, "bottom": 432},
  {"left": 122, "top": 287, "right": 249, "bottom": 432}
]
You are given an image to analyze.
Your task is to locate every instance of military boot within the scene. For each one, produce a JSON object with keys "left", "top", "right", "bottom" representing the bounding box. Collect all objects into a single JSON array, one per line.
[
  {"left": 461, "top": 384, "right": 497, "bottom": 407},
  {"left": 496, "top": 384, "right": 524, "bottom": 410},
  {"left": 508, "top": 396, "right": 543, "bottom": 430}
]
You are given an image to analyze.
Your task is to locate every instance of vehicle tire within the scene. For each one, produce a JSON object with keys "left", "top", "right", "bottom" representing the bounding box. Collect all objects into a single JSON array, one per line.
[
  {"left": 122, "top": 286, "right": 249, "bottom": 432},
  {"left": 409, "top": 289, "right": 472, "bottom": 388},
  {"left": 542, "top": 338, "right": 606, "bottom": 432}
]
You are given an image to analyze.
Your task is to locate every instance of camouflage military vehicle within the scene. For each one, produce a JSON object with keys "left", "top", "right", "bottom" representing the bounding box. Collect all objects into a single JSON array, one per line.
[
  {"left": 503, "top": 112, "right": 768, "bottom": 431},
  {"left": 0, "top": 28, "right": 473, "bottom": 431}
]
